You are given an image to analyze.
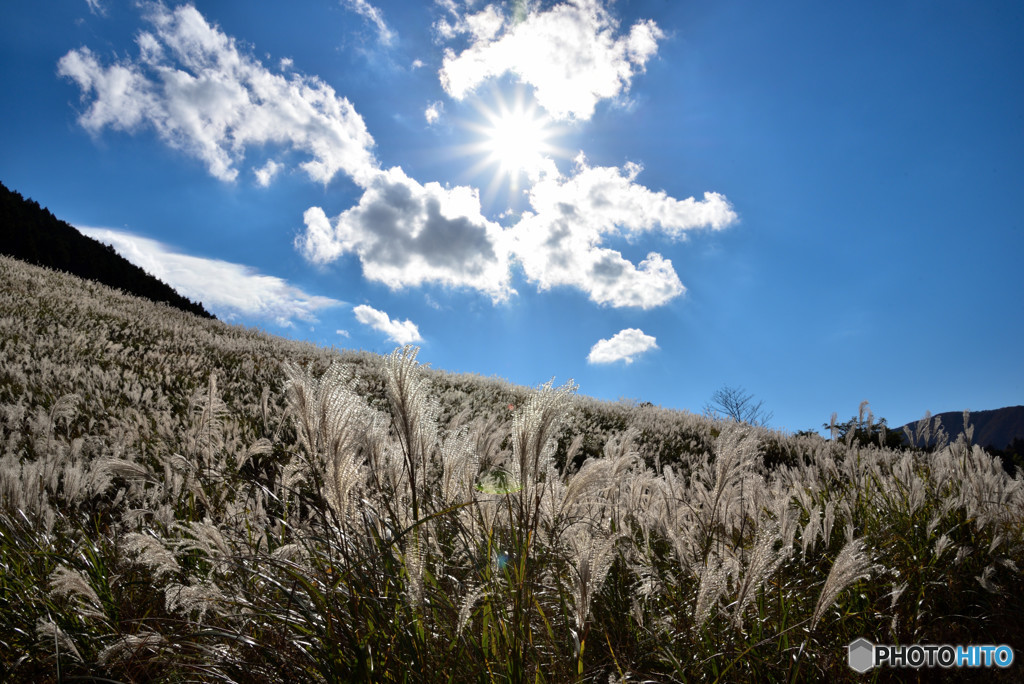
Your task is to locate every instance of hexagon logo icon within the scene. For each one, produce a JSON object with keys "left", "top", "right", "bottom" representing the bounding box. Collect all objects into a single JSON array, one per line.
[{"left": 848, "top": 638, "right": 874, "bottom": 673}]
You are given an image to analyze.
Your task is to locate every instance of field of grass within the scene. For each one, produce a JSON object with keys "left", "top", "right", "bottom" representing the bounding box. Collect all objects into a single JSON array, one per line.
[{"left": 1, "top": 255, "right": 1022, "bottom": 682}]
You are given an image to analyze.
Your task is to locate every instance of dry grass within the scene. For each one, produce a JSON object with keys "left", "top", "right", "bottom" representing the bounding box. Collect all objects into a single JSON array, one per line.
[{"left": 1, "top": 255, "right": 1022, "bottom": 682}]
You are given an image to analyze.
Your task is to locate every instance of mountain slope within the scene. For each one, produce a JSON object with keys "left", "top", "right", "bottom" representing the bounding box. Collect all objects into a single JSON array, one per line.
[
  {"left": 0, "top": 180, "right": 212, "bottom": 319},
  {"left": 898, "top": 406, "right": 1024, "bottom": 450}
]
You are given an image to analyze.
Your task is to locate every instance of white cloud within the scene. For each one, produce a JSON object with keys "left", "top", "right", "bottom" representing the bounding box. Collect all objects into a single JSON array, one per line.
[
  {"left": 411, "top": 58, "right": 425, "bottom": 69},
  {"left": 353, "top": 304, "right": 422, "bottom": 344},
  {"left": 509, "top": 156, "right": 737, "bottom": 308},
  {"left": 296, "top": 156, "right": 734, "bottom": 309},
  {"left": 86, "top": 0, "right": 106, "bottom": 17},
  {"left": 341, "top": 0, "right": 396, "bottom": 46},
  {"left": 58, "top": 4, "right": 378, "bottom": 186},
  {"left": 587, "top": 328, "right": 658, "bottom": 365},
  {"left": 424, "top": 100, "right": 444, "bottom": 124},
  {"left": 254, "top": 159, "right": 283, "bottom": 187},
  {"left": 78, "top": 226, "right": 342, "bottom": 326},
  {"left": 336, "top": 329, "right": 351, "bottom": 338},
  {"left": 438, "top": 0, "right": 664, "bottom": 120},
  {"left": 295, "top": 166, "right": 515, "bottom": 301}
]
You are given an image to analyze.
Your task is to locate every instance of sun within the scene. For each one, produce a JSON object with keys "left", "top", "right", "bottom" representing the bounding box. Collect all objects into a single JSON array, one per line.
[
  {"left": 453, "top": 88, "right": 570, "bottom": 210},
  {"left": 456, "top": 89, "right": 570, "bottom": 208},
  {"left": 481, "top": 103, "right": 552, "bottom": 178}
]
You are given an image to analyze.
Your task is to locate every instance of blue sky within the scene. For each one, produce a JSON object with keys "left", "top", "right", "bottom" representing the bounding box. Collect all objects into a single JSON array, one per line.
[{"left": 2, "top": 0, "right": 1022, "bottom": 433}]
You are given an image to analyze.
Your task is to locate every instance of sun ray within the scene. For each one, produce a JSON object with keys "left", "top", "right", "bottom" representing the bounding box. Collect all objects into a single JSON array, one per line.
[{"left": 452, "top": 87, "right": 571, "bottom": 213}]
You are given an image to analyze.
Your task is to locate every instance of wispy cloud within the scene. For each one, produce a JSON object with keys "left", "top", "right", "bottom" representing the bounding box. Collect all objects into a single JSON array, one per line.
[
  {"left": 438, "top": 0, "right": 664, "bottom": 120},
  {"left": 587, "top": 328, "right": 658, "bottom": 365},
  {"left": 85, "top": 0, "right": 106, "bottom": 17},
  {"left": 58, "top": 4, "right": 378, "bottom": 186},
  {"left": 78, "top": 226, "right": 343, "bottom": 327},
  {"left": 296, "top": 166, "right": 515, "bottom": 302},
  {"left": 341, "top": 0, "right": 396, "bottom": 46},
  {"left": 353, "top": 304, "right": 422, "bottom": 344}
]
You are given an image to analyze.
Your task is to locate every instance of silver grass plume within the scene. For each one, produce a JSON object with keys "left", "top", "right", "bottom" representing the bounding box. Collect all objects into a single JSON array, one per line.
[
  {"left": 98, "top": 632, "right": 167, "bottom": 666},
  {"left": 190, "top": 373, "right": 227, "bottom": 468},
  {"left": 44, "top": 392, "right": 80, "bottom": 454},
  {"left": 48, "top": 566, "right": 104, "bottom": 619},
  {"left": 889, "top": 581, "right": 908, "bottom": 638},
  {"left": 693, "top": 553, "right": 730, "bottom": 628},
  {"left": 383, "top": 346, "right": 441, "bottom": 520},
  {"left": 456, "top": 584, "right": 486, "bottom": 636},
  {"left": 439, "top": 425, "right": 479, "bottom": 507},
  {"left": 801, "top": 505, "right": 822, "bottom": 556},
  {"left": 124, "top": 532, "right": 180, "bottom": 579},
  {"left": 284, "top": 360, "right": 369, "bottom": 524},
  {"left": 976, "top": 564, "right": 1001, "bottom": 594},
  {"left": 403, "top": 532, "right": 426, "bottom": 607},
  {"left": 175, "top": 519, "right": 232, "bottom": 576},
  {"left": 731, "top": 522, "right": 783, "bottom": 630},
  {"left": 810, "top": 538, "right": 876, "bottom": 629},
  {"left": 35, "top": 619, "right": 82, "bottom": 664},
  {"left": 165, "top": 580, "right": 226, "bottom": 622},
  {"left": 509, "top": 379, "right": 577, "bottom": 525},
  {"left": 565, "top": 523, "right": 619, "bottom": 628}
]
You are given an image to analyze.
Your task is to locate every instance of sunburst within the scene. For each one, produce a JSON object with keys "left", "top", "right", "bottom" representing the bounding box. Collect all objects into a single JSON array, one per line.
[{"left": 458, "top": 88, "right": 569, "bottom": 210}]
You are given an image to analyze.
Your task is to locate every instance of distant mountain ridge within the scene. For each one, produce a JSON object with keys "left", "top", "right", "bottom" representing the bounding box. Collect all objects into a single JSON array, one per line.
[
  {"left": 898, "top": 405, "right": 1024, "bottom": 450},
  {"left": 0, "top": 180, "right": 213, "bottom": 319}
]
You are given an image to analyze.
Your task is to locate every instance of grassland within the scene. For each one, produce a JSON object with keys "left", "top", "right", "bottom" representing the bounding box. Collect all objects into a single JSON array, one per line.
[{"left": 1, "top": 255, "right": 1021, "bottom": 682}]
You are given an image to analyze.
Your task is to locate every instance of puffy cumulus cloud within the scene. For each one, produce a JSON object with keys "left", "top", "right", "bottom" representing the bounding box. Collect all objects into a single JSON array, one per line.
[
  {"left": 295, "top": 166, "right": 515, "bottom": 301},
  {"left": 424, "top": 100, "right": 444, "bottom": 124},
  {"left": 78, "top": 227, "right": 343, "bottom": 326},
  {"left": 297, "top": 157, "right": 735, "bottom": 309},
  {"left": 341, "top": 0, "right": 396, "bottom": 46},
  {"left": 254, "top": 159, "right": 283, "bottom": 187},
  {"left": 58, "top": 4, "right": 377, "bottom": 185},
  {"left": 353, "top": 304, "right": 422, "bottom": 344},
  {"left": 438, "top": 0, "right": 664, "bottom": 120},
  {"left": 509, "top": 156, "right": 737, "bottom": 308},
  {"left": 587, "top": 328, "right": 658, "bottom": 365}
]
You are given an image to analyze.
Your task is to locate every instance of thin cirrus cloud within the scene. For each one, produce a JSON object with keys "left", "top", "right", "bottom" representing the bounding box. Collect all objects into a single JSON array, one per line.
[
  {"left": 438, "top": 0, "right": 664, "bottom": 120},
  {"left": 340, "top": 0, "right": 396, "bottom": 46},
  {"left": 78, "top": 227, "right": 343, "bottom": 327},
  {"left": 587, "top": 328, "right": 658, "bottom": 365},
  {"left": 58, "top": 4, "right": 379, "bottom": 186},
  {"left": 352, "top": 304, "right": 422, "bottom": 344}
]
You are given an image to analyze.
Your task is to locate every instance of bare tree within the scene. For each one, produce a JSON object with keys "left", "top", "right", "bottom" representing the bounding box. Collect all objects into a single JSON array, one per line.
[{"left": 704, "top": 385, "right": 773, "bottom": 427}]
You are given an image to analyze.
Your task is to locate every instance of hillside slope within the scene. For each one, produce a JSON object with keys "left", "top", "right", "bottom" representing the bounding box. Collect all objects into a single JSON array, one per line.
[
  {"left": 0, "top": 180, "right": 213, "bottom": 319},
  {"left": 1, "top": 255, "right": 1022, "bottom": 682},
  {"left": 899, "top": 406, "right": 1024, "bottom": 450}
]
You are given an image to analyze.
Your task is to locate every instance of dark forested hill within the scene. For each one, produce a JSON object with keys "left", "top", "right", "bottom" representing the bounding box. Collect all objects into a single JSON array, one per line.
[
  {"left": 0, "top": 180, "right": 213, "bottom": 319},
  {"left": 898, "top": 405, "right": 1024, "bottom": 450}
]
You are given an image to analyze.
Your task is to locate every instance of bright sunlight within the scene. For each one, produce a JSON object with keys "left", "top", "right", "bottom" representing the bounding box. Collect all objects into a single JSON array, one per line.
[{"left": 482, "top": 104, "right": 551, "bottom": 177}]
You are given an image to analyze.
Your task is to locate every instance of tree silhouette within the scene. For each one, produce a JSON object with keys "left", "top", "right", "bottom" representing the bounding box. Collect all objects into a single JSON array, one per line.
[{"left": 703, "top": 385, "right": 773, "bottom": 427}]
